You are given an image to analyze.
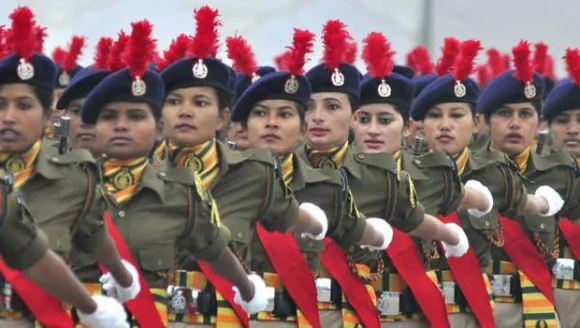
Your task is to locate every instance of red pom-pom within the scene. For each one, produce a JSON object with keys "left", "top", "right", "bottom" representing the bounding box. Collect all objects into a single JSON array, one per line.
[
  {"left": 63, "top": 36, "right": 85, "bottom": 72},
  {"left": 226, "top": 35, "right": 258, "bottom": 76},
  {"left": 9, "top": 7, "right": 36, "bottom": 61},
  {"left": 286, "top": 29, "right": 315, "bottom": 76},
  {"left": 545, "top": 55, "right": 556, "bottom": 80},
  {"left": 158, "top": 34, "right": 191, "bottom": 71},
  {"left": 413, "top": 46, "right": 433, "bottom": 75},
  {"left": 108, "top": 31, "right": 129, "bottom": 72},
  {"left": 503, "top": 53, "right": 511, "bottom": 70},
  {"left": 274, "top": 49, "right": 292, "bottom": 71},
  {"left": 436, "top": 37, "right": 460, "bottom": 76},
  {"left": 476, "top": 65, "right": 490, "bottom": 87},
  {"left": 533, "top": 42, "right": 548, "bottom": 75},
  {"left": 33, "top": 26, "right": 46, "bottom": 53},
  {"left": 93, "top": 37, "right": 113, "bottom": 70},
  {"left": 453, "top": 39, "right": 482, "bottom": 81},
  {"left": 322, "top": 20, "right": 351, "bottom": 70},
  {"left": 344, "top": 41, "right": 357, "bottom": 64},
  {"left": 124, "top": 20, "right": 156, "bottom": 79},
  {"left": 191, "top": 6, "right": 221, "bottom": 59},
  {"left": 564, "top": 48, "right": 580, "bottom": 85},
  {"left": 362, "top": 32, "right": 394, "bottom": 79},
  {"left": 512, "top": 40, "right": 533, "bottom": 83},
  {"left": 51, "top": 46, "right": 66, "bottom": 64},
  {"left": 0, "top": 26, "right": 7, "bottom": 58},
  {"left": 486, "top": 48, "right": 504, "bottom": 77}
]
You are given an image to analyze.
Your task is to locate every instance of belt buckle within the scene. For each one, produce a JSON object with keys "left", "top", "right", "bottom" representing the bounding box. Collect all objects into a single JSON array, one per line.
[
  {"left": 377, "top": 291, "right": 401, "bottom": 316},
  {"left": 264, "top": 287, "right": 275, "bottom": 312},
  {"left": 553, "top": 258, "right": 576, "bottom": 280},
  {"left": 442, "top": 282, "right": 455, "bottom": 304},
  {"left": 315, "top": 278, "right": 331, "bottom": 303},
  {"left": 168, "top": 286, "right": 198, "bottom": 315},
  {"left": 491, "top": 274, "right": 512, "bottom": 297}
]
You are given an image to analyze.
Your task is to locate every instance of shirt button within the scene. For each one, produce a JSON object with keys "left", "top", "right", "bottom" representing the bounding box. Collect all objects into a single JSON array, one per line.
[
  {"left": 118, "top": 210, "right": 126, "bottom": 217},
  {"left": 484, "top": 221, "right": 490, "bottom": 227},
  {"left": 357, "top": 154, "right": 365, "bottom": 160},
  {"left": 158, "top": 172, "right": 166, "bottom": 177},
  {"left": 51, "top": 157, "right": 59, "bottom": 162},
  {"left": 539, "top": 223, "right": 546, "bottom": 230},
  {"left": 237, "top": 232, "right": 243, "bottom": 239}
]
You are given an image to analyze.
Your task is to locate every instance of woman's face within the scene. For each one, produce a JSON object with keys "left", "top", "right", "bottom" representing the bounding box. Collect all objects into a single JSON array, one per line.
[
  {"left": 423, "top": 102, "right": 477, "bottom": 156},
  {"left": 246, "top": 99, "right": 304, "bottom": 155},
  {"left": 549, "top": 109, "right": 580, "bottom": 156},
  {"left": 489, "top": 102, "right": 539, "bottom": 155},
  {"left": 226, "top": 122, "right": 249, "bottom": 150},
  {"left": 65, "top": 98, "right": 99, "bottom": 156},
  {"left": 305, "top": 92, "right": 352, "bottom": 149},
  {"left": 162, "top": 86, "right": 229, "bottom": 147},
  {"left": 352, "top": 103, "right": 408, "bottom": 154},
  {"left": 0, "top": 84, "right": 49, "bottom": 152},
  {"left": 95, "top": 101, "right": 160, "bottom": 159},
  {"left": 51, "top": 88, "right": 65, "bottom": 123}
]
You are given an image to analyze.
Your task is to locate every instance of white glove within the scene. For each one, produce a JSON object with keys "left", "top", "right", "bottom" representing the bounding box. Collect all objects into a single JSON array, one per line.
[
  {"left": 359, "top": 218, "right": 393, "bottom": 251},
  {"left": 465, "top": 180, "right": 494, "bottom": 218},
  {"left": 99, "top": 260, "right": 141, "bottom": 303},
  {"left": 299, "top": 203, "right": 328, "bottom": 240},
  {"left": 441, "top": 223, "right": 470, "bottom": 258},
  {"left": 233, "top": 274, "right": 268, "bottom": 314},
  {"left": 535, "top": 185, "right": 564, "bottom": 217},
  {"left": 77, "top": 295, "right": 129, "bottom": 328}
]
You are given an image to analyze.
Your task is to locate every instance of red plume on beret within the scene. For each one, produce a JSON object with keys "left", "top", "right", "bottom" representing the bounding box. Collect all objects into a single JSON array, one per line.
[
  {"left": 124, "top": 20, "right": 156, "bottom": 79},
  {"left": 157, "top": 34, "right": 191, "bottom": 71},
  {"left": 321, "top": 20, "right": 350, "bottom": 70},
  {"left": 8, "top": 6, "right": 36, "bottom": 61},
  {"left": 362, "top": 32, "right": 394, "bottom": 79},
  {"left": 63, "top": 36, "right": 85, "bottom": 72},
  {"left": 545, "top": 55, "right": 556, "bottom": 80},
  {"left": 51, "top": 46, "right": 66, "bottom": 64},
  {"left": 274, "top": 49, "right": 292, "bottom": 71},
  {"left": 406, "top": 50, "right": 418, "bottom": 72},
  {"left": 93, "top": 37, "right": 113, "bottom": 70},
  {"left": 436, "top": 37, "right": 460, "bottom": 76},
  {"left": 108, "top": 31, "right": 129, "bottom": 72},
  {"left": 476, "top": 64, "right": 490, "bottom": 87},
  {"left": 413, "top": 46, "right": 433, "bottom": 75},
  {"left": 486, "top": 48, "right": 504, "bottom": 77},
  {"left": 533, "top": 42, "right": 548, "bottom": 75},
  {"left": 564, "top": 48, "right": 580, "bottom": 86},
  {"left": 512, "top": 40, "right": 533, "bottom": 83},
  {"left": 453, "top": 39, "right": 482, "bottom": 81},
  {"left": 226, "top": 35, "right": 258, "bottom": 76},
  {"left": 503, "top": 53, "right": 511, "bottom": 70},
  {"left": 33, "top": 26, "right": 47, "bottom": 53},
  {"left": 191, "top": 6, "right": 221, "bottom": 59},
  {"left": 0, "top": 27, "right": 7, "bottom": 58},
  {"left": 286, "top": 29, "right": 315, "bottom": 76},
  {"left": 344, "top": 40, "right": 358, "bottom": 65}
]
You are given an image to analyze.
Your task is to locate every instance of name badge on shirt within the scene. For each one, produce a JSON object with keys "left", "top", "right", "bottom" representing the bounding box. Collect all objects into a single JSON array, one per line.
[
  {"left": 316, "top": 278, "right": 332, "bottom": 303},
  {"left": 377, "top": 291, "right": 401, "bottom": 316},
  {"left": 491, "top": 274, "right": 512, "bottom": 297},
  {"left": 264, "top": 287, "right": 276, "bottom": 312},
  {"left": 553, "top": 258, "right": 576, "bottom": 280},
  {"left": 442, "top": 282, "right": 455, "bottom": 304}
]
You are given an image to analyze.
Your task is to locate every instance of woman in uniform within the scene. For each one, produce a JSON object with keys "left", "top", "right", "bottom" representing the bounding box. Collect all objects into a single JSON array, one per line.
[
  {"left": 77, "top": 19, "right": 268, "bottom": 328},
  {"left": 412, "top": 39, "right": 564, "bottom": 327},
  {"left": 539, "top": 48, "right": 580, "bottom": 327},
  {"left": 0, "top": 7, "right": 140, "bottom": 327},
  {"left": 229, "top": 32, "right": 392, "bottom": 327},
  {"left": 477, "top": 40, "right": 577, "bottom": 328},
  {"left": 157, "top": 8, "right": 328, "bottom": 327}
]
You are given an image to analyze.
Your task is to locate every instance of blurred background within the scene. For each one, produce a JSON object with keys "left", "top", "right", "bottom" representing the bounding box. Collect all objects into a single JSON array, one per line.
[{"left": 0, "top": 0, "right": 577, "bottom": 75}]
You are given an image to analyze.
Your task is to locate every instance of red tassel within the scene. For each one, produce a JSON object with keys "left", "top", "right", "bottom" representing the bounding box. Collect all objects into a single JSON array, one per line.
[
  {"left": 487, "top": 48, "right": 504, "bottom": 77},
  {"left": 124, "top": 20, "right": 156, "bottom": 79},
  {"left": 191, "top": 6, "right": 221, "bottom": 59},
  {"left": 63, "top": 36, "right": 85, "bottom": 72},
  {"left": 564, "top": 48, "right": 580, "bottom": 85},
  {"left": 226, "top": 35, "right": 258, "bottom": 76},
  {"left": 453, "top": 40, "right": 482, "bottom": 81},
  {"left": 545, "top": 55, "right": 556, "bottom": 80},
  {"left": 287, "top": 29, "right": 315, "bottom": 76},
  {"left": 51, "top": 46, "right": 66, "bottom": 65},
  {"left": 476, "top": 65, "right": 490, "bottom": 87},
  {"left": 33, "top": 26, "right": 46, "bottom": 53},
  {"left": 158, "top": 34, "right": 191, "bottom": 71},
  {"left": 362, "top": 32, "right": 394, "bottom": 79},
  {"left": 93, "top": 37, "right": 114, "bottom": 70},
  {"left": 274, "top": 49, "right": 292, "bottom": 71},
  {"left": 512, "top": 40, "right": 533, "bottom": 83},
  {"left": 9, "top": 6, "right": 36, "bottom": 61},
  {"left": 414, "top": 46, "right": 433, "bottom": 75},
  {"left": 108, "top": 31, "right": 129, "bottom": 72},
  {"left": 436, "top": 37, "right": 460, "bottom": 76},
  {"left": 533, "top": 42, "right": 548, "bottom": 75},
  {"left": 322, "top": 20, "right": 350, "bottom": 70},
  {"left": 344, "top": 40, "right": 358, "bottom": 64}
]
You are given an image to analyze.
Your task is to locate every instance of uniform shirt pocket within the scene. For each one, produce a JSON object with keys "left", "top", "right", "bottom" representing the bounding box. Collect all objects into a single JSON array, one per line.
[{"left": 139, "top": 245, "right": 175, "bottom": 272}]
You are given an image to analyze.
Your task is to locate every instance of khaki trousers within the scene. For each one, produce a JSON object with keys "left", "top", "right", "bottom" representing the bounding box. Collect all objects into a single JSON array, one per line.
[
  {"left": 0, "top": 318, "right": 33, "bottom": 327},
  {"left": 493, "top": 303, "right": 522, "bottom": 328},
  {"left": 555, "top": 288, "right": 580, "bottom": 328},
  {"left": 448, "top": 313, "right": 479, "bottom": 328}
]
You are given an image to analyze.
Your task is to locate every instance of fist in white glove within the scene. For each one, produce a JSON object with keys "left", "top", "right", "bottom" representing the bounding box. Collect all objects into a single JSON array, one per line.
[
  {"left": 77, "top": 295, "right": 129, "bottom": 328},
  {"left": 535, "top": 185, "right": 564, "bottom": 217},
  {"left": 233, "top": 274, "right": 268, "bottom": 314},
  {"left": 360, "top": 218, "right": 393, "bottom": 251},
  {"left": 99, "top": 260, "right": 141, "bottom": 303},
  {"left": 441, "top": 223, "right": 469, "bottom": 258},
  {"left": 299, "top": 203, "right": 328, "bottom": 240},
  {"left": 465, "top": 180, "right": 494, "bottom": 218}
]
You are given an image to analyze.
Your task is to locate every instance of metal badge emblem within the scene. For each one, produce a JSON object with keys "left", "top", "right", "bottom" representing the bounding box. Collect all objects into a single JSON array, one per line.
[
  {"left": 377, "top": 80, "right": 392, "bottom": 98},
  {"left": 184, "top": 153, "right": 203, "bottom": 173},
  {"left": 17, "top": 59, "right": 34, "bottom": 81},
  {"left": 58, "top": 72, "right": 70, "bottom": 86},
  {"left": 317, "top": 157, "right": 336, "bottom": 169},
  {"left": 251, "top": 73, "right": 261, "bottom": 83},
  {"left": 5, "top": 158, "right": 25, "bottom": 174},
  {"left": 524, "top": 82, "right": 537, "bottom": 99},
  {"left": 331, "top": 68, "right": 345, "bottom": 87},
  {"left": 454, "top": 80, "right": 467, "bottom": 98},
  {"left": 131, "top": 77, "right": 147, "bottom": 96},
  {"left": 284, "top": 76, "right": 299, "bottom": 94},
  {"left": 192, "top": 59, "right": 209, "bottom": 79},
  {"left": 113, "top": 169, "right": 134, "bottom": 190}
]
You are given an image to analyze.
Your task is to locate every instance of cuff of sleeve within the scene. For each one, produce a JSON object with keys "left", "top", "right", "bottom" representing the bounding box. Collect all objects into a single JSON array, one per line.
[
  {"left": 333, "top": 215, "right": 367, "bottom": 249},
  {"left": 73, "top": 225, "right": 107, "bottom": 255},
  {"left": 260, "top": 199, "right": 299, "bottom": 233},
  {"left": 192, "top": 226, "right": 229, "bottom": 262},
  {"left": 6, "top": 229, "right": 49, "bottom": 271}
]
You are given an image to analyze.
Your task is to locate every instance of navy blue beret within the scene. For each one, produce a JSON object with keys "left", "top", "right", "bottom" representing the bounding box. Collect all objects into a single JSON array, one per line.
[
  {"left": 81, "top": 68, "right": 165, "bottom": 125},
  {"left": 477, "top": 70, "right": 545, "bottom": 115},
  {"left": 234, "top": 66, "right": 276, "bottom": 102},
  {"left": 542, "top": 78, "right": 580, "bottom": 121},
  {"left": 0, "top": 54, "right": 56, "bottom": 93},
  {"left": 56, "top": 66, "right": 110, "bottom": 109},
  {"left": 161, "top": 57, "right": 232, "bottom": 97},
  {"left": 412, "top": 73, "right": 437, "bottom": 97},
  {"left": 360, "top": 73, "right": 415, "bottom": 121},
  {"left": 306, "top": 63, "right": 361, "bottom": 104},
  {"left": 230, "top": 72, "right": 311, "bottom": 123},
  {"left": 393, "top": 65, "right": 415, "bottom": 79},
  {"left": 54, "top": 63, "right": 83, "bottom": 89},
  {"left": 411, "top": 73, "right": 480, "bottom": 121}
]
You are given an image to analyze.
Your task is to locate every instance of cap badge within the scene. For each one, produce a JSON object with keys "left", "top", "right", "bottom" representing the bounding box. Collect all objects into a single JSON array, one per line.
[
  {"left": 251, "top": 73, "right": 260, "bottom": 83},
  {"left": 377, "top": 80, "right": 392, "bottom": 98},
  {"left": 58, "top": 72, "right": 70, "bottom": 86},
  {"left": 284, "top": 75, "right": 299, "bottom": 94},
  {"left": 192, "top": 59, "right": 209, "bottom": 79},
  {"left": 131, "top": 76, "right": 147, "bottom": 96},
  {"left": 17, "top": 59, "right": 34, "bottom": 81},
  {"left": 454, "top": 80, "right": 467, "bottom": 98},
  {"left": 524, "top": 82, "right": 536, "bottom": 99},
  {"left": 331, "top": 68, "right": 345, "bottom": 87}
]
